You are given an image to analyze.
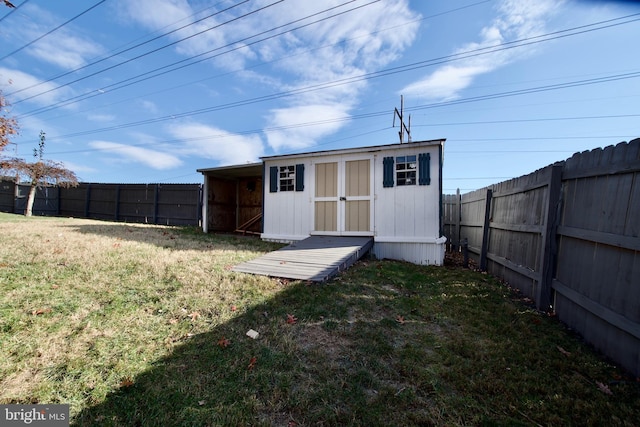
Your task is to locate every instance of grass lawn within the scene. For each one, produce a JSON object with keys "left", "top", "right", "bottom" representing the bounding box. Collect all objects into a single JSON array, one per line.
[{"left": 0, "top": 213, "right": 638, "bottom": 426}]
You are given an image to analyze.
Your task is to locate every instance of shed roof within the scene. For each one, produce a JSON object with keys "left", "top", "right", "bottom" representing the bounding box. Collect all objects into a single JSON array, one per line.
[
  {"left": 260, "top": 139, "right": 445, "bottom": 161},
  {"left": 197, "top": 162, "right": 262, "bottom": 178}
]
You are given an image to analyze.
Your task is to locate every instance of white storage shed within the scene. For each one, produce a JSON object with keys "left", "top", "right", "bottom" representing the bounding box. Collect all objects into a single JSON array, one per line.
[{"left": 261, "top": 139, "right": 446, "bottom": 265}]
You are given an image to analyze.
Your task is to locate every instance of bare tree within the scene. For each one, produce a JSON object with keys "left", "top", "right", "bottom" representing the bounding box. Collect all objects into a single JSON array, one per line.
[
  {"left": 0, "top": 90, "right": 19, "bottom": 153},
  {"left": 1, "top": 131, "right": 78, "bottom": 216}
]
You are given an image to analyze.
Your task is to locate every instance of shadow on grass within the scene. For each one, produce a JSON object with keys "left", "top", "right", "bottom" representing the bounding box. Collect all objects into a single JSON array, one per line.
[
  {"left": 71, "top": 259, "right": 640, "bottom": 426},
  {"left": 71, "top": 272, "right": 415, "bottom": 426},
  {"left": 61, "top": 222, "right": 281, "bottom": 253}
]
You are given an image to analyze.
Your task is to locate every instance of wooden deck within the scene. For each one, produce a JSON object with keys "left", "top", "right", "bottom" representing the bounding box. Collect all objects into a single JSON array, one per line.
[{"left": 232, "top": 236, "right": 374, "bottom": 281}]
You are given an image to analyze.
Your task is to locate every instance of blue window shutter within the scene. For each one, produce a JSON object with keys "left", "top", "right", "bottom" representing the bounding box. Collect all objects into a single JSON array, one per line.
[
  {"left": 419, "top": 153, "right": 431, "bottom": 185},
  {"left": 383, "top": 156, "right": 394, "bottom": 188},
  {"left": 269, "top": 166, "right": 278, "bottom": 192},
  {"left": 295, "top": 164, "right": 305, "bottom": 191}
]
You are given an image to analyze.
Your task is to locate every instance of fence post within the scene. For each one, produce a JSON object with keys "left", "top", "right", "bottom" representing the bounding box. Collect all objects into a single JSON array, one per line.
[
  {"left": 537, "top": 165, "right": 563, "bottom": 312},
  {"left": 153, "top": 184, "right": 160, "bottom": 224},
  {"left": 455, "top": 188, "right": 461, "bottom": 251},
  {"left": 480, "top": 188, "right": 492, "bottom": 271},
  {"left": 114, "top": 185, "right": 120, "bottom": 221},
  {"left": 84, "top": 184, "right": 92, "bottom": 218}
]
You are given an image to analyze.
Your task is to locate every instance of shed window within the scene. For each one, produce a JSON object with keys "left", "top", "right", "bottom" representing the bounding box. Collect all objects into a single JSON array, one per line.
[
  {"left": 383, "top": 153, "right": 431, "bottom": 187},
  {"left": 396, "top": 155, "right": 417, "bottom": 186},
  {"left": 279, "top": 166, "right": 295, "bottom": 192}
]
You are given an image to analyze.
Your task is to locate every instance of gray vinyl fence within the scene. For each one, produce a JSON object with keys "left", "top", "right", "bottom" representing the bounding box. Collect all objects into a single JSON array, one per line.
[
  {"left": 0, "top": 182, "right": 202, "bottom": 226},
  {"left": 442, "top": 138, "right": 640, "bottom": 376}
]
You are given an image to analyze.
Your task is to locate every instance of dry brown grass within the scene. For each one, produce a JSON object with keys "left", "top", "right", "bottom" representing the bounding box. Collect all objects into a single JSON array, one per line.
[
  {"left": 0, "top": 214, "right": 282, "bottom": 415},
  {"left": 1, "top": 213, "right": 638, "bottom": 426}
]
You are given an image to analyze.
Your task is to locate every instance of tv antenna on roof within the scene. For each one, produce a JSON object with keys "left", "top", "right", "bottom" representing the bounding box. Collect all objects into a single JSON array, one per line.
[{"left": 393, "top": 95, "right": 411, "bottom": 143}]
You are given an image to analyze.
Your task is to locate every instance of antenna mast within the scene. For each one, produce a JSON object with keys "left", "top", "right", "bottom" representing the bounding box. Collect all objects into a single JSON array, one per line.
[{"left": 393, "top": 95, "right": 411, "bottom": 143}]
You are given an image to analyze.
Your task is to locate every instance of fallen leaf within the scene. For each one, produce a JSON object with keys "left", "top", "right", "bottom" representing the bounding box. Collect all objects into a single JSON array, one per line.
[
  {"left": 32, "top": 308, "right": 52, "bottom": 315},
  {"left": 218, "top": 337, "right": 230, "bottom": 348},
  {"left": 288, "top": 421, "right": 297, "bottom": 427},
  {"left": 248, "top": 356, "right": 257, "bottom": 370},
  {"left": 189, "top": 311, "right": 200, "bottom": 321},
  {"left": 198, "top": 400, "right": 206, "bottom": 406},
  {"left": 168, "top": 318, "right": 178, "bottom": 325},
  {"left": 120, "top": 377, "right": 134, "bottom": 388},
  {"left": 51, "top": 285, "right": 59, "bottom": 289},
  {"left": 113, "top": 243, "right": 121, "bottom": 248},
  {"left": 596, "top": 381, "right": 613, "bottom": 395},
  {"left": 230, "top": 305, "right": 237, "bottom": 312},
  {"left": 396, "top": 315, "right": 405, "bottom": 324},
  {"left": 557, "top": 346, "right": 571, "bottom": 357},
  {"left": 286, "top": 314, "right": 297, "bottom": 324}
]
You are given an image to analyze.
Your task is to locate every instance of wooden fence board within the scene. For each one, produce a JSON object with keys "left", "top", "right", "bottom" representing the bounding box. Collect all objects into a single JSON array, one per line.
[
  {"left": 1, "top": 181, "right": 202, "bottom": 225},
  {"left": 442, "top": 138, "right": 640, "bottom": 376},
  {"left": 0, "top": 181, "right": 14, "bottom": 212}
]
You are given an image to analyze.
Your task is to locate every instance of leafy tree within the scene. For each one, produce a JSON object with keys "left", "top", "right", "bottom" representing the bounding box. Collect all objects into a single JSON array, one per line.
[{"left": 0, "top": 131, "right": 78, "bottom": 216}]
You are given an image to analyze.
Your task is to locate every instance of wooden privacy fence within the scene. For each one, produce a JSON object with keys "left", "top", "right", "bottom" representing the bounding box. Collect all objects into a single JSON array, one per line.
[
  {"left": 442, "top": 139, "right": 640, "bottom": 376},
  {"left": 0, "top": 182, "right": 202, "bottom": 226}
]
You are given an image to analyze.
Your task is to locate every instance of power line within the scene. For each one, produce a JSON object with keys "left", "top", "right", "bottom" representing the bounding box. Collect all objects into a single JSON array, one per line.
[
  {"left": 0, "top": 0, "right": 107, "bottom": 61},
  {"left": 0, "top": 0, "right": 29, "bottom": 24},
  {"left": 18, "top": 10, "right": 640, "bottom": 126},
  {"left": 6, "top": 0, "right": 263, "bottom": 100},
  {"left": 45, "top": 72, "right": 640, "bottom": 141},
  {"left": 19, "top": 0, "right": 492, "bottom": 121},
  {"left": 17, "top": 0, "right": 378, "bottom": 117},
  {"left": 412, "top": 114, "right": 640, "bottom": 127}
]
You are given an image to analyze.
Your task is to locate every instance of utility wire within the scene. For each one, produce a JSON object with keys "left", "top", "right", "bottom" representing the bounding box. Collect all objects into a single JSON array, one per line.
[
  {"left": 5, "top": 0, "right": 260, "bottom": 99},
  {"left": 17, "top": 10, "right": 640, "bottom": 121},
  {"left": 0, "top": 0, "right": 29, "bottom": 24},
  {"left": 0, "top": 0, "right": 107, "bottom": 62},
  {"left": 44, "top": 67, "right": 640, "bottom": 141},
  {"left": 19, "top": 0, "right": 492, "bottom": 121},
  {"left": 17, "top": 0, "right": 371, "bottom": 117}
]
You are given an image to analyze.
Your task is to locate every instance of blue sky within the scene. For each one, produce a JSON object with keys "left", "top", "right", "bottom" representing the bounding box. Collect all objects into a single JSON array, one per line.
[{"left": 0, "top": 0, "right": 638, "bottom": 193}]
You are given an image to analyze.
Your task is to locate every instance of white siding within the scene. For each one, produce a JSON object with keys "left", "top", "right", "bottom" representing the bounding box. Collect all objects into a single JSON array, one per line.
[
  {"left": 373, "top": 145, "right": 441, "bottom": 240},
  {"left": 372, "top": 240, "right": 446, "bottom": 266},
  {"left": 261, "top": 141, "right": 445, "bottom": 265},
  {"left": 262, "top": 159, "right": 312, "bottom": 241}
]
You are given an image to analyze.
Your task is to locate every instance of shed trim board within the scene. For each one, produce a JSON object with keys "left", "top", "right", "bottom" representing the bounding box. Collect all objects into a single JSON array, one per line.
[{"left": 261, "top": 139, "right": 447, "bottom": 266}]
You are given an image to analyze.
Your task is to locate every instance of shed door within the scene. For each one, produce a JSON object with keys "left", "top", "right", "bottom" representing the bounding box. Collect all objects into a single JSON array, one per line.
[{"left": 314, "top": 158, "right": 372, "bottom": 234}]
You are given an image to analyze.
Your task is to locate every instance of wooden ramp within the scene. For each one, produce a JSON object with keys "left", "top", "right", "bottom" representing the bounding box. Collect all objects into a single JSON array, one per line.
[{"left": 232, "top": 236, "right": 374, "bottom": 282}]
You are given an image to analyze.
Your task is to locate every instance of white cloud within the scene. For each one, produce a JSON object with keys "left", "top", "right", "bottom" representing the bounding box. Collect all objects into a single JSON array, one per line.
[
  {"left": 138, "top": 100, "right": 159, "bottom": 114},
  {"left": 89, "top": 141, "right": 182, "bottom": 169},
  {"left": 3, "top": 3, "right": 105, "bottom": 70},
  {"left": 254, "top": 0, "right": 421, "bottom": 151},
  {"left": 400, "top": 0, "right": 566, "bottom": 102},
  {"left": 168, "top": 123, "right": 264, "bottom": 165},
  {"left": 115, "top": 0, "right": 253, "bottom": 70},
  {"left": 27, "top": 33, "right": 103, "bottom": 70},
  {"left": 0, "top": 67, "right": 75, "bottom": 106},
  {"left": 115, "top": 0, "right": 422, "bottom": 152},
  {"left": 86, "top": 113, "right": 116, "bottom": 123},
  {"left": 401, "top": 64, "right": 493, "bottom": 101},
  {"left": 265, "top": 104, "right": 351, "bottom": 151}
]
